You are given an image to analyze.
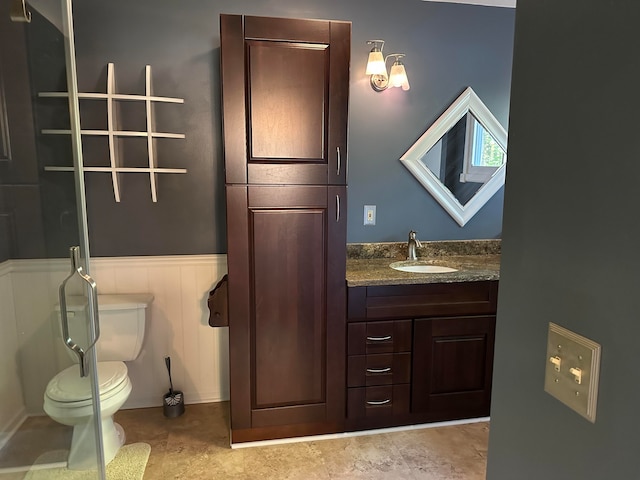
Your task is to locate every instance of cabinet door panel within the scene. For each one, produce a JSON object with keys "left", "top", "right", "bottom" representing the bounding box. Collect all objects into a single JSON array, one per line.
[
  {"left": 252, "top": 208, "right": 325, "bottom": 407},
  {"left": 248, "top": 41, "right": 327, "bottom": 161},
  {"left": 226, "top": 185, "right": 346, "bottom": 433},
  {"left": 412, "top": 315, "right": 495, "bottom": 419},
  {"left": 220, "top": 14, "right": 350, "bottom": 185}
]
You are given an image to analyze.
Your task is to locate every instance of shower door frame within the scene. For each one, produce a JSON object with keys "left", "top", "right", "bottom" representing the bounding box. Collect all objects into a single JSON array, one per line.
[
  {"left": 1, "top": 0, "right": 107, "bottom": 476},
  {"left": 60, "top": 0, "right": 107, "bottom": 477}
]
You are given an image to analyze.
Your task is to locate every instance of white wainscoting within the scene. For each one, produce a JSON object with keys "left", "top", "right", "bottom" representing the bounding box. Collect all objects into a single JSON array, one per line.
[
  {"left": 0, "top": 262, "right": 27, "bottom": 450},
  {"left": 2, "top": 255, "right": 229, "bottom": 418},
  {"left": 90, "top": 255, "right": 229, "bottom": 409}
]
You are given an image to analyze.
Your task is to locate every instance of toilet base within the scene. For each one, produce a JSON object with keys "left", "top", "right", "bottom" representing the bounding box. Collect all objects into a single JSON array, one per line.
[{"left": 67, "top": 417, "right": 125, "bottom": 470}]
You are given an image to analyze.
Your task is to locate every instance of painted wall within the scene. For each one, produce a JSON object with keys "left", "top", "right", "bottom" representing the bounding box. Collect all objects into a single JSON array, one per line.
[
  {"left": 487, "top": 1, "right": 640, "bottom": 478},
  {"left": 60, "top": 0, "right": 514, "bottom": 256}
]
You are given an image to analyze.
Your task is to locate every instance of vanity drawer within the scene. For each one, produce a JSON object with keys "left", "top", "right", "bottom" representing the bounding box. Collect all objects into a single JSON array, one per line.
[
  {"left": 347, "top": 320, "right": 412, "bottom": 355},
  {"left": 348, "top": 282, "right": 499, "bottom": 321},
  {"left": 347, "top": 353, "right": 411, "bottom": 387},
  {"left": 347, "top": 384, "right": 410, "bottom": 419}
]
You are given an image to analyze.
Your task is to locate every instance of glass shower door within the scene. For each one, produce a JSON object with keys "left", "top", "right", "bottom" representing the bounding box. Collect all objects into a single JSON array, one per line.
[{"left": 0, "top": 0, "right": 105, "bottom": 478}]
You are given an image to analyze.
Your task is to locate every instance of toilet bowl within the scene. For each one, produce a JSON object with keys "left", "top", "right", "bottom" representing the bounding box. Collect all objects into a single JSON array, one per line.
[{"left": 43, "top": 294, "right": 153, "bottom": 470}]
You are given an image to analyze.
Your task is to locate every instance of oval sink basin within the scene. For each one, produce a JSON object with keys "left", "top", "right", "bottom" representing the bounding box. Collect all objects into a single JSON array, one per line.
[{"left": 389, "top": 261, "right": 458, "bottom": 274}]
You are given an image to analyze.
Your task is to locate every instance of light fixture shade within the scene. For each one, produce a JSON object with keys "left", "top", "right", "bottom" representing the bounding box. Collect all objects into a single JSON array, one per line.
[
  {"left": 389, "top": 61, "right": 409, "bottom": 90},
  {"left": 366, "top": 49, "right": 386, "bottom": 76}
]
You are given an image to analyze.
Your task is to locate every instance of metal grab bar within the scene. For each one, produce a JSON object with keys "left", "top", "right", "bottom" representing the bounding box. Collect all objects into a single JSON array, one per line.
[{"left": 58, "top": 246, "right": 100, "bottom": 377}]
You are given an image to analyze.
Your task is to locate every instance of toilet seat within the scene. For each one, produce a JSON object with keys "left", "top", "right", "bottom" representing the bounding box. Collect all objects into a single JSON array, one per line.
[{"left": 46, "top": 361, "right": 129, "bottom": 407}]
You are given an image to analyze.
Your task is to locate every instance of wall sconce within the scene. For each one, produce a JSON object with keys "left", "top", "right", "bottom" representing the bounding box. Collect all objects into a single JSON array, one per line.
[{"left": 365, "top": 40, "right": 410, "bottom": 92}]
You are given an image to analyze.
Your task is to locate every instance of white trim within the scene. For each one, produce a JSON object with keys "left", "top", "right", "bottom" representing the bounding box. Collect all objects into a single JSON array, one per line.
[
  {"left": 422, "top": 0, "right": 516, "bottom": 8},
  {"left": 0, "top": 259, "right": 12, "bottom": 276},
  {"left": 2, "top": 254, "right": 226, "bottom": 274},
  {"left": 0, "top": 461, "right": 67, "bottom": 474},
  {"left": 0, "top": 407, "right": 27, "bottom": 452},
  {"left": 90, "top": 254, "right": 226, "bottom": 269},
  {"left": 231, "top": 416, "right": 490, "bottom": 449},
  {"left": 400, "top": 87, "right": 507, "bottom": 226}
]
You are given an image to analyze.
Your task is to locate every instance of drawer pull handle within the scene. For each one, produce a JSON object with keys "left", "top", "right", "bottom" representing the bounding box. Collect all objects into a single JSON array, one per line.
[
  {"left": 366, "top": 367, "right": 392, "bottom": 374},
  {"left": 366, "top": 335, "right": 392, "bottom": 342},
  {"left": 366, "top": 399, "right": 391, "bottom": 406}
]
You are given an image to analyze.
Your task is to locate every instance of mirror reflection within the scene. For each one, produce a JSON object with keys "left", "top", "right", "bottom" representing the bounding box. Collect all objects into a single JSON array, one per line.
[
  {"left": 420, "top": 112, "right": 506, "bottom": 206},
  {"left": 400, "top": 87, "right": 507, "bottom": 226}
]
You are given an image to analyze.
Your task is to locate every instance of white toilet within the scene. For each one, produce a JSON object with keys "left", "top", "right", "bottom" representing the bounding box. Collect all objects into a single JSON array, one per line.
[{"left": 43, "top": 293, "right": 153, "bottom": 470}]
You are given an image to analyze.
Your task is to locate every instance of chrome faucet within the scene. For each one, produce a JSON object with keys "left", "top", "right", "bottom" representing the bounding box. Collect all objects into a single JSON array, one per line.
[{"left": 407, "top": 230, "right": 422, "bottom": 260}]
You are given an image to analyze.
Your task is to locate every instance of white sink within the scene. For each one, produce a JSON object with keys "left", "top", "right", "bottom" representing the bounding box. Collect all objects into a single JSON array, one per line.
[{"left": 389, "top": 261, "right": 458, "bottom": 274}]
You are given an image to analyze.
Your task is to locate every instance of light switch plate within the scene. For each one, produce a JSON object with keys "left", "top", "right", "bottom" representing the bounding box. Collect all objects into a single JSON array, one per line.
[
  {"left": 544, "top": 323, "right": 601, "bottom": 423},
  {"left": 364, "top": 205, "right": 376, "bottom": 226}
]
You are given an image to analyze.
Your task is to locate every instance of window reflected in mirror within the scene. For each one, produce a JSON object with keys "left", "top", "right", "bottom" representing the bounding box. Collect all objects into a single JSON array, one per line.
[{"left": 420, "top": 112, "right": 507, "bottom": 207}]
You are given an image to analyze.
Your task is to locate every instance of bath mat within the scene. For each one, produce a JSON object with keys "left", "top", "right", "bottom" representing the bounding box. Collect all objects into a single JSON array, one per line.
[{"left": 24, "top": 442, "right": 151, "bottom": 480}]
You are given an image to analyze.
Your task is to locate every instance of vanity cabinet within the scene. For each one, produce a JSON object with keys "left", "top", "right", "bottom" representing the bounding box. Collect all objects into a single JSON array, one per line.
[
  {"left": 346, "top": 281, "right": 498, "bottom": 431},
  {"left": 220, "top": 14, "right": 350, "bottom": 443}
]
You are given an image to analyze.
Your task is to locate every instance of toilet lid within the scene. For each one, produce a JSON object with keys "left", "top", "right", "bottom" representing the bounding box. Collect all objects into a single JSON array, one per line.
[{"left": 46, "top": 361, "right": 128, "bottom": 403}]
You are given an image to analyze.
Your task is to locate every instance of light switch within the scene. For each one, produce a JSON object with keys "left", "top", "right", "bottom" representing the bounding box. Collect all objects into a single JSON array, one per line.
[
  {"left": 364, "top": 205, "right": 376, "bottom": 226},
  {"left": 544, "top": 323, "right": 601, "bottom": 422}
]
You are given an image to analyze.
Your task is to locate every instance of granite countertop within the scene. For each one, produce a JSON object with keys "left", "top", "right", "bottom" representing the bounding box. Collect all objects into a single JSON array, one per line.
[{"left": 346, "top": 240, "right": 501, "bottom": 287}]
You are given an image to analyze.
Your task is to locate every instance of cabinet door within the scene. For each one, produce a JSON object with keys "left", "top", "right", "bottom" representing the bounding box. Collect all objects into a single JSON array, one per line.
[
  {"left": 220, "top": 14, "right": 350, "bottom": 185},
  {"left": 412, "top": 315, "right": 495, "bottom": 420},
  {"left": 226, "top": 185, "right": 346, "bottom": 439}
]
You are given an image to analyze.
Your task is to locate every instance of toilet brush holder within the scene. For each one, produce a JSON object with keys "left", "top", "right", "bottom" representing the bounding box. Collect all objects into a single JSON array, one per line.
[
  {"left": 163, "top": 356, "right": 185, "bottom": 418},
  {"left": 163, "top": 390, "right": 185, "bottom": 418}
]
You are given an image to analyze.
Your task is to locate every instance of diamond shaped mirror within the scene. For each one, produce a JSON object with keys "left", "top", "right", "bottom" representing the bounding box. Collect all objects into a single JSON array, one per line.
[{"left": 400, "top": 87, "right": 507, "bottom": 226}]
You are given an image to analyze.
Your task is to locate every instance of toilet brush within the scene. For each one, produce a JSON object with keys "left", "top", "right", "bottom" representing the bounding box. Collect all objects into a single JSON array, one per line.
[{"left": 163, "top": 356, "right": 185, "bottom": 417}]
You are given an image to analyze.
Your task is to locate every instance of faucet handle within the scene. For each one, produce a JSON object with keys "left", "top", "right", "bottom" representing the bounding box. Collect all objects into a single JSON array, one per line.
[{"left": 409, "top": 230, "right": 422, "bottom": 248}]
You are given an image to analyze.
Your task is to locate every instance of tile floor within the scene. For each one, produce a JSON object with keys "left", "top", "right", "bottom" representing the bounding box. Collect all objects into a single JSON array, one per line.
[{"left": 0, "top": 402, "right": 489, "bottom": 479}]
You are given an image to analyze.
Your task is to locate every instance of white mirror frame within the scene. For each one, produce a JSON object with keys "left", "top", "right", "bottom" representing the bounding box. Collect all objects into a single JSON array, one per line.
[{"left": 400, "top": 87, "right": 507, "bottom": 226}]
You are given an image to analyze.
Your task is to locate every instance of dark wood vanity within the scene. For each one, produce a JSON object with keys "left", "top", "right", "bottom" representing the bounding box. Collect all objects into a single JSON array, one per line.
[{"left": 346, "top": 281, "right": 498, "bottom": 431}]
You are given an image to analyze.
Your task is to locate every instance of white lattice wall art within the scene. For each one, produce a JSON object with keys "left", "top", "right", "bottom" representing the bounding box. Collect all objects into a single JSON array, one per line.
[{"left": 40, "top": 63, "right": 186, "bottom": 202}]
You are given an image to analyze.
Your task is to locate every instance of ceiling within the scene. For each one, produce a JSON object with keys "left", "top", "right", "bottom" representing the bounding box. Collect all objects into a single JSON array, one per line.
[{"left": 422, "top": 0, "right": 516, "bottom": 7}]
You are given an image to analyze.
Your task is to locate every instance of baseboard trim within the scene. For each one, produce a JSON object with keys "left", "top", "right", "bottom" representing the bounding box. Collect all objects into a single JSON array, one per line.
[
  {"left": 0, "top": 406, "right": 27, "bottom": 452},
  {"left": 231, "top": 416, "right": 490, "bottom": 449},
  {"left": 122, "top": 392, "right": 229, "bottom": 410}
]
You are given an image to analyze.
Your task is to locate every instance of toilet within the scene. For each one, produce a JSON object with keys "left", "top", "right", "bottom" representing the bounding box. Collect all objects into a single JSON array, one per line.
[{"left": 43, "top": 293, "right": 153, "bottom": 470}]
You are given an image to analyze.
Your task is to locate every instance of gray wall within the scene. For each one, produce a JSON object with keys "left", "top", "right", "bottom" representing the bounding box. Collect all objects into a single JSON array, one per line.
[
  {"left": 487, "top": 1, "right": 640, "bottom": 478},
  {"left": 63, "top": 0, "right": 514, "bottom": 256}
]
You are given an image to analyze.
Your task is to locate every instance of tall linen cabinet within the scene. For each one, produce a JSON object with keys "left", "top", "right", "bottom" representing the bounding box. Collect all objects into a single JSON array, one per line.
[{"left": 220, "top": 14, "right": 350, "bottom": 443}]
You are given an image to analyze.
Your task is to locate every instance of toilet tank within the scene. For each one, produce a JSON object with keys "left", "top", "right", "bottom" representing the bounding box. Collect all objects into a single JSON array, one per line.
[{"left": 59, "top": 293, "right": 153, "bottom": 362}]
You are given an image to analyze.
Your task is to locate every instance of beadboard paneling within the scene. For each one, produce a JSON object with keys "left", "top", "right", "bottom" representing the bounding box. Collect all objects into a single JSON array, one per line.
[
  {"left": 4, "top": 255, "right": 229, "bottom": 416},
  {"left": 0, "top": 262, "right": 26, "bottom": 449},
  {"left": 90, "top": 255, "right": 230, "bottom": 409}
]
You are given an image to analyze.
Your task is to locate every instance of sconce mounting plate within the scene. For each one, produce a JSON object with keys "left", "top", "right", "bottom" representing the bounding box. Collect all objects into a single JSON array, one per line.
[{"left": 370, "top": 74, "right": 389, "bottom": 92}]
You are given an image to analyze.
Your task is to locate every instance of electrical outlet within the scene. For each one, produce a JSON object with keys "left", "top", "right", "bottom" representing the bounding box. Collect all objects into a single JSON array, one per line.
[{"left": 364, "top": 205, "right": 376, "bottom": 226}]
